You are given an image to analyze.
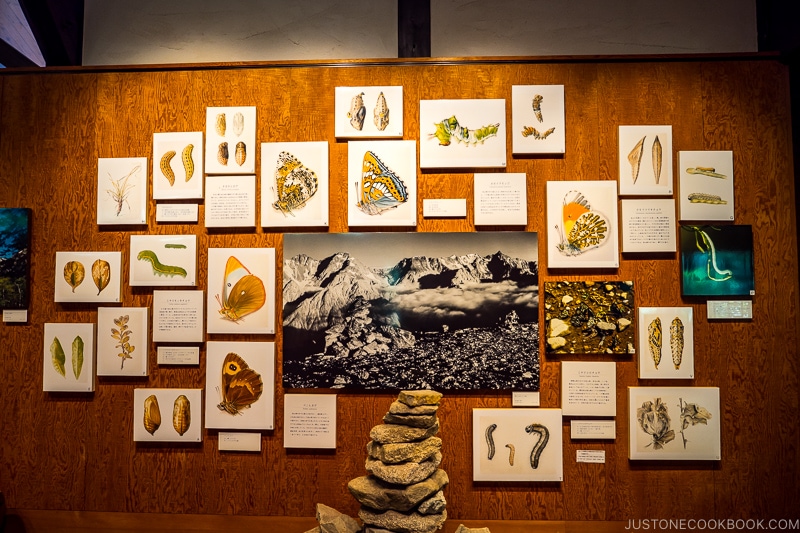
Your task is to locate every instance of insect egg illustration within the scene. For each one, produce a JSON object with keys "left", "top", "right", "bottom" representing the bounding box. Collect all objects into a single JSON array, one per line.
[
  {"left": 215, "top": 113, "right": 226, "bottom": 136},
  {"left": 173, "top": 395, "right": 191, "bottom": 436},
  {"left": 144, "top": 394, "right": 162, "bottom": 435},
  {"left": 555, "top": 190, "right": 609, "bottom": 256},
  {"left": 356, "top": 151, "right": 408, "bottom": 216},
  {"left": 348, "top": 92, "right": 366, "bottom": 130},
  {"left": 235, "top": 142, "right": 246, "bottom": 166},
  {"left": 217, "top": 352, "right": 264, "bottom": 415},
  {"left": 216, "top": 256, "right": 267, "bottom": 322},
  {"left": 272, "top": 151, "right": 319, "bottom": 216},
  {"left": 218, "top": 142, "right": 229, "bottom": 165},
  {"left": 373, "top": 91, "right": 390, "bottom": 131},
  {"left": 233, "top": 112, "right": 245, "bottom": 136}
]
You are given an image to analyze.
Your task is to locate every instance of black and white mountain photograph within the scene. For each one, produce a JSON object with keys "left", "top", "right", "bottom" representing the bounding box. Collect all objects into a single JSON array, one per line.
[{"left": 282, "top": 232, "right": 539, "bottom": 390}]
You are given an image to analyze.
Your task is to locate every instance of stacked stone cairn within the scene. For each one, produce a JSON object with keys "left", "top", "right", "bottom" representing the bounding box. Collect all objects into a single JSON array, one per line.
[{"left": 347, "top": 390, "right": 447, "bottom": 533}]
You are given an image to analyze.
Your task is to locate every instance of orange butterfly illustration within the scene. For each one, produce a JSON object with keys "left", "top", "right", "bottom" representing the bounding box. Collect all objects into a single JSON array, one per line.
[
  {"left": 555, "top": 190, "right": 609, "bottom": 256},
  {"left": 215, "top": 256, "right": 266, "bottom": 322},
  {"left": 217, "top": 352, "right": 263, "bottom": 415}
]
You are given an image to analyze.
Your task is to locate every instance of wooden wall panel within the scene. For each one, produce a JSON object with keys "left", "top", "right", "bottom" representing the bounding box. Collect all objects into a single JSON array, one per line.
[{"left": 0, "top": 57, "right": 798, "bottom": 522}]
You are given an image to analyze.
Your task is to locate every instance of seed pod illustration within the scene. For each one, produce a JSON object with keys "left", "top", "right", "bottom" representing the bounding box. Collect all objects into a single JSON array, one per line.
[
  {"left": 670, "top": 317, "right": 685, "bottom": 369},
  {"left": 63, "top": 261, "right": 85, "bottom": 293},
  {"left": 182, "top": 144, "right": 194, "bottom": 181},
  {"left": 233, "top": 112, "right": 244, "bottom": 136},
  {"left": 652, "top": 135, "right": 663, "bottom": 184},
  {"left": 218, "top": 142, "right": 229, "bottom": 165},
  {"left": 628, "top": 136, "right": 645, "bottom": 184},
  {"left": 173, "top": 395, "right": 191, "bottom": 436},
  {"left": 648, "top": 317, "right": 662, "bottom": 369},
  {"left": 144, "top": 395, "right": 162, "bottom": 435},
  {"left": 235, "top": 142, "right": 246, "bottom": 166},
  {"left": 215, "top": 113, "right": 226, "bottom": 136},
  {"left": 92, "top": 259, "right": 111, "bottom": 295},
  {"left": 160, "top": 150, "right": 176, "bottom": 186}
]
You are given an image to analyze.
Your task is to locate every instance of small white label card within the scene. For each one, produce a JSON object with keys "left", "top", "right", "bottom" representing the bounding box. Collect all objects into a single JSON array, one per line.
[
  {"left": 3, "top": 309, "right": 27, "bottom": 322},
  {"left": 577, "top": 450, "right": 606, "bottom": 464},
  {"left": 284, "top": 394, "right": 337, "bottom": 449},
  {"left": 570, "top": 420, "right": 617, "bottom": 440},
  {"left": 205, "top": 175, "right": 256, "bottom": 228},
  {"left": 474, "top": 173, "right": 527, "bottom": 226},
  {"left": 422, "top": 199, "right": 467, "bottom": 218},
  {"left": 157, "top": 346, "right": 200, "bottom": 365},
  {"left": 511, "top": 391, "right": 540, "bottom": 407},
  {"left": 152, "top": 290, "right": 205, "bottom": 343},
  {"left": 707, "top": 300, "right": 753, "bottom": 320},
  {"left": 156, "top": 203, "right": 199, "bottom": 223},
  {"left": 219, "top": 432, "right": 262, "bottom": 452},
  {"left": 621, "top": 198, "right": 677, "bottom": 253},
  {"left": 561, "top": 361, "right": 616, "bottom": 417}
]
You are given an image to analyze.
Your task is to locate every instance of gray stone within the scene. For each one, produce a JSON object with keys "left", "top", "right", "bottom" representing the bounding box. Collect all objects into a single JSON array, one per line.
[
  {"left": 302, "top": 528, "right": 321, "bottom": 533},
  {"left": 366, "top": 452, "right": 442, "bottom": 485},
  {"left": 367, "top": 437, "right": 442, "bottom": 464},
  {"left": 359, "top": 508, "right": 447, "bottom": 533},
  {"left": 454, "top": 526, "right": 492, "bottom": 533},
  {"left": 364, "top": 528, "right": 395, "bottom": 533},
  {"left": 388, "top": 400, "right": 438, "bottom": 416},
  {"left": 316, "top": 503, "right": 362, "bottom": 533},
  {"left": 370, "top": 421, "right": 439, "bottom": 444},
  {"left": 383, "top": 412, "right": 437, "bottom": 428},
  {"left": 417, "top": 490, "right": 446, "bottom": 515},
  {"left": 347, "top": 469, "right": 449, "bottom": 512},
  {"left": 398, "top": 390, "right": 443, "bottom": 407}
]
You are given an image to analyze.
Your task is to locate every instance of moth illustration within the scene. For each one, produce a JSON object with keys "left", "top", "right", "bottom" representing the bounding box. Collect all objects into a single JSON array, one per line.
[
  {"left": 217, "top": 352, "right": 264, "bottom": 415},
  {"left": 272, "top": 151, "right": 319, "bottom": 216},
  {"left": 356, "top": 151, "right": 408, "bottom": 216},
  {"left": 555, "top": 190, "right": 609, "bottom": 256},
  {"left": 215, "top": 256, "right": 266, "bottom": 322}
]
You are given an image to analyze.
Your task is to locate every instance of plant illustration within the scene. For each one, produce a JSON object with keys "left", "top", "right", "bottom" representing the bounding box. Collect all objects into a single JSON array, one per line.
[
  {"left": 111, "top": 315, "right": 135, "bottom": 369},
  {"left": 106, "top": 164, "right": 139, "bottom": 216},
  {"left": 678, "top": 398, "right": 712, "bottom": 448}
]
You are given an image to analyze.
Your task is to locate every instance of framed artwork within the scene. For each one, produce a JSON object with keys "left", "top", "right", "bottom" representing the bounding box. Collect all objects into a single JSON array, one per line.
[
  {"left": 620, "top": 198, "right": 677, "bottom": 253},
  {"left": 419, "top": 99, "right": 506, "bottom": 169},
  {"left": 205, "top": 175, "right": 256, "bottom": 228},
  {"left": 678, "top": 151, "right": 735, "bottom": 221},
  {"left": 207, "top": 247, "right": 276, "bottom": 334},
  {"left": 43, "top": 322, "right": 95, "bottom": 392},
  {"left": 96, "top": 157, "right": 147, "bottom": 225},
  {"left": 638, "top": 307, "right": 694, "bottom": 379},
  {"left": 129, "top": 234, "right": 197, "bottom": 287},
  {"left": 151, "top": 290, "right": 205, "bottom": 343},
  {"left": 0, "top": 207, "right": 31, "bottom": 310},
  {"left": 544, "top": 280, "right": 635, "bottom": 355},
  {"left": 472, "top": 408, "right": 563, "bottom": 482},
  {"left": 334, "top": 86, "right": 403, "bottom": 138},
  {"left": 97, "top": 307, "right": 149, "bottom": 377},
  {"left": 511, "top": 85, "right": 565, "bottom": 154},
  {"left": 54, "top": 251, "right": 122, "bottom": 303},
  {"left": 546, "top": 181, "right": 619, "bottom": 269},
  {"left": 133, "top": 388, "right": 202, "bottom": 442},
  {"left": 205, "top": 341, "right": 275, "bottom": 430},
  {"left": 679, "top": 225, "right": 754, "bottom": 297},
  {"left": 205, "top": 106, "right": 256, "bottom": 175},
  {"left": 618, "top": 126, "right": 673, "bottom": 196},
  {"left": 283, "top": 232, "right": 539, "bottom": 390},
  {"left": 473, "top": 173, "right": 527, "bottom": 226},
  {"left": 347, "top": 140, "right": 417, "bottom": 227},
  {"left": 261, "top": 141, "right": 329, "bottom": 227},
  {"left": 152, "top": 132, "right": 204, "bottom": 200},
  {"left": 629, "top": 386, "right": 720, "bottom": 460}
]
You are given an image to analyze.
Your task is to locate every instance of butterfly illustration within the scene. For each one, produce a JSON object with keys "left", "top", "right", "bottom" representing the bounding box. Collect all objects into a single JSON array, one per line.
[
  {"left": 555, "top": 190, "right": 609, "bottom": 256},
  {"left": 217, "top": 352, "right": 263, "bottom": 415},
  {"left": 272, "top": 151, "right": 319, "bottom": 216},
  {"left": 215, "top": 256, "right": 266, "bottom": 322},
  {"left": 356, "top": 151, "right": 408, "bottom": 215}
]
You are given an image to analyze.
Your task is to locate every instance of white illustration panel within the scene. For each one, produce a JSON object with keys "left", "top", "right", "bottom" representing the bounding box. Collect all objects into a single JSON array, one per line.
[
  {"left": 97, "top": 307, "right": 149, "bottom": 377},
  {"left": 678, "top": 151, "right": 735, "bottom": 221},
  {"left": 205, "top": 106, "right": 256, "bottom": 174},
  {"left": 638, "top": 307, "right": 694, "bottom": 379},
  {"left": 54, "top": 251, "right": 122, "bottom": 303},
  {"left": 205, "top": 341, "right": 275, "bottom": 430},
  {"left": 618, "top": 126, "right": 673, "bottom": 196},
  {"left": 43, "top": 323, "right": 96, "bottom": 392},
  {"left": 153, "top": 132, "right": 204, "bottom": 200},
  {"left": 207, "top": 247, "right": 276, "bottom": 334},
  {"left": 261, "top": 141, "right": 329, "bottom": 227},
  {"left": 96, "top": 157, "right": 147, "bottom": 225},
  {"left": 133, "top": 388, "right": 203, "bottom": 442},
  {"left": 419, "top": 99, "right": 506, "bottom": 169},
  {"left": 511, "top": 85, "right": 565, "bottom": 155},
  {"left": 348, "top": 140, "right": 417, "bottom": 227},
  {"left": 335, "top": 86, "right": 403, "bottom": 138},
  {"left": 546, "top": 181, "right": 619, "bottom": 269},
  {"left": 473, "top": 408, "right": 563, "bottom": 482},
  {"left": 205, "top": 175, "right": 256, "bottom": 228},
  {"left": 629, "top": 387, "right": 720, "bottom": 460},
  {"left": 129, "top": 234, "right": 197, "bottom": 287}
]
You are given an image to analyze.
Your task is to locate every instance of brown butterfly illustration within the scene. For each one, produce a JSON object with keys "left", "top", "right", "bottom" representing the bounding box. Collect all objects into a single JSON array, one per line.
[{"left": 217, "top": 352, "right": 263, "bottom": 415}]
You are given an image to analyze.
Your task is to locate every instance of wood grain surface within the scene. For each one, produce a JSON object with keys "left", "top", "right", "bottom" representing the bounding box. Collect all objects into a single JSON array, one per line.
[{"left": 0, "top": 56, "right": 797, "bottom": 522}]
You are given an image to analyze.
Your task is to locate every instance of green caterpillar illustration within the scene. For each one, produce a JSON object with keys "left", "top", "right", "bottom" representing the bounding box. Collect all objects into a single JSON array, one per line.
[
  {"left": 431, "top": 116, "right": 499, "bottom": 146},
  {"left": 137, "top": 250, "right": 187, "bottom": 278},
  {"left": 164, "top": 243, "right": 187, "bottom": 249}
]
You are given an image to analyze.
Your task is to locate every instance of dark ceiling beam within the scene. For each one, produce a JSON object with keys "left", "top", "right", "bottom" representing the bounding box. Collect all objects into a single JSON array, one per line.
[
  {"left": 398, "top": 0, "right": 431, "bottom": 58},
  {"left": 18, "top": 0, "right": 84, "bottom": 66}
]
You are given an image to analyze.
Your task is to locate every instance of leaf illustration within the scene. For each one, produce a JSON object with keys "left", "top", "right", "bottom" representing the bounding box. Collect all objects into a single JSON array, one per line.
[
  {"left": 63, "top": 261, "right": 85, "bottom": 293},
  {"left": 92, "top": 259, "right": 111, "bottom": 295},
  {"left": 72, "top": 336, "right": 84, "bottom": 379},
  {"left": 51, "top": 337, "right": 66, "bottom": 377}
]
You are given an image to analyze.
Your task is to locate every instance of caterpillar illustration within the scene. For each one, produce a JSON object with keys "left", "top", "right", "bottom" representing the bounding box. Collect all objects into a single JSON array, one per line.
[
  {"left": 164, "top": 244, "right": 187, "bottom": 249},
  {"left": 160, "top": 150, "right": 176, "bottom": 186},
  {"left": 688, "top": 192, "right": 727, "bottom": 204},
  {"left": 485, "top": 423, "right": 497, "bottom": 460},
  {"left": 431, "top": 116, "right": 499, "bottom": 146},
  {"left": 522, "top": 126, "right": 555, "bottom": 139},
  {"left": 532, "top": 94, "right": 544, "bottom": 122},
  {"left": 525, "top": 423, "right": 550, "bottom": 469},
  {"left": 182, "top": 144, "right": 194, "bottom": 181},
  {"left": 505, "top": 443, "right": 515, "bottom": 466},
  {"left": 137, "top": 250, "right": 188, "bottom": 278}
]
